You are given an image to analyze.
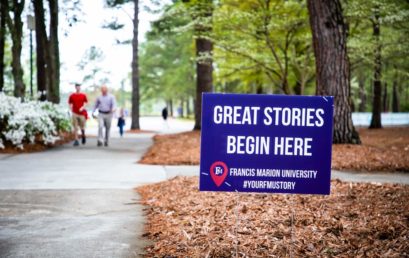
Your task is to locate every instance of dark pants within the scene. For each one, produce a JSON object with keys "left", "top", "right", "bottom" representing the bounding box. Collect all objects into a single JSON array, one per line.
[{"left": 119, "top": 125, "right": 124, "bottom": 136}]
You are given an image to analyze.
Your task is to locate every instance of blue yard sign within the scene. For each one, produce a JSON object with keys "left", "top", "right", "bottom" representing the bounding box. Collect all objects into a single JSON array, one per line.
[{"left": 199, "top": 93, "right": 334, "bottom": 195}]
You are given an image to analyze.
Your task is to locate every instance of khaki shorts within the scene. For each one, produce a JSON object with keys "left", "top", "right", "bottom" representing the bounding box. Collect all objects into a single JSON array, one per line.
[{"left": 72, "top": 113, "right": 86, "bottom": 130}]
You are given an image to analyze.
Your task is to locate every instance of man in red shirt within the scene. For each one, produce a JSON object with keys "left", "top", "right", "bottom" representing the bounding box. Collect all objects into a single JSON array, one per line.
[{"left": 68, "top": 83, "right": 88, "bottom": 146}]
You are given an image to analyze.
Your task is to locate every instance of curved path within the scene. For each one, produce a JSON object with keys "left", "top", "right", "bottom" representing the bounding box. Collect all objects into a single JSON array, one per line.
[
  {"left": 0, "top": 117, "right": 408, "bottom": 257},
  {"left": 0, "top": 117, "right": 193, "bottom": 258}
]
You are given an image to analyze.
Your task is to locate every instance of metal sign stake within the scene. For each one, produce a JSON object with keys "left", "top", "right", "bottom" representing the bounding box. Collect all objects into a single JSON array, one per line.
[
  {"left": 290, "top": 195, "right": 296, "bottom": 258},
  {"left": 235, "top": 192, "right": 240, "bottom": 258}
]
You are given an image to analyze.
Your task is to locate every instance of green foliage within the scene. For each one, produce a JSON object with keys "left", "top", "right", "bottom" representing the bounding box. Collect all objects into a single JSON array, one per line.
[
  {"left": 137, "top": 0, "right": 409, "bottom": 111},
  {"left": 105, "top": 0, "right": 133, "bottom": 7},
  {"left": 102, "top": 18, "right": 125, "bottom": 30},
  {"left": 139, "top": 4, "right": 195, "bottom": 107},
  {"left": 145, "top": 0, "right": 316, "bottom": 96},
  {"left": 211, "top": 0, "right": 314, "bottom": 95},
  {"left": 345, "top": 0, "right": 409, "bottom": 111},
  {"left": 77, "top": 46, "right": 110, "bottom": 87}
]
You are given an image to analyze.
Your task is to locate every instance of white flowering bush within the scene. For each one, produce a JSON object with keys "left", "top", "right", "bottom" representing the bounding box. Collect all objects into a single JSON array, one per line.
[{"left": 0, "top": 93, "right": 71, "bottom": 149}]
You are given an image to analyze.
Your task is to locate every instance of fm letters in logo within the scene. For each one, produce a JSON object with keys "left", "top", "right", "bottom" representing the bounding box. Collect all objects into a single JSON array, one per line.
[{"left": 210, "top": 161, "right": 228, "bottom": 187}]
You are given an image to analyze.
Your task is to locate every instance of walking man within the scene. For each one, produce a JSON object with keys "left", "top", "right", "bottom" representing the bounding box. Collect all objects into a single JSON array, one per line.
[
  {"left": 92, "top": 85, "right": 116, "bottom": 147},
  {"left": 68, "top": 83, "right": 88, "bottom": 146}
]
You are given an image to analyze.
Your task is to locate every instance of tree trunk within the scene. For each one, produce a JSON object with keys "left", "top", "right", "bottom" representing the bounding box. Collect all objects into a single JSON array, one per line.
[
  {"left": 294, "top": 81, "right": 301, "bottom": 95},
  {"left": 281, "top": 77, "right": 290, "bottom": 95},
  {"left": 369, "top": 9, "right": 382, "bottom": 128},
  {"left": 6, "top": 0, "right": 26, "bottom": 98},
  {"left": 382, "top": 82, "right": 388, "bottom": 112},
  {"left": 406, "top": 82, "right": 409, "bottom": 108},
  {"left": 307, "top": 0, "right": 360, "bottom": 144},
  {"left": 358, "top": 72, "right": 366, "bottom": 112},
  {"left": 186, "top": 97, "right": 191, "bottom": 116},
  {"left": 166, "top": 100, "right": 170, "bottom": 116},
  {"left": 193, "top": 1, "right": 213, "bottom": 130},
  {"left": 169, "top": 99, "right": 173, "bottom": 117},
  {"left": 0, "top": 1, "right": 7, "bottom": 92},
  {"left": 180, "top": 99, "right": 184, "bottom": 118},
  {"left": 350, "top": 97, "right": 355, "bottom": 112},
  {"left": 392, "top": 79, "right": 399, "bottom": 113},
  {"left": 33, "top": 0, "right": 49, "bottom": 101},
  {"left": 194, "top": 37, "right": 213, "bottom": 130},
  {"left": 47, "top": 0, "right": 60, "bottom": 103},
  {"left": 256, "top": 71, "right": 263, "bottom": 94},
  {"left": 130, "top": 0, "right": 140, "bottom": 129}
]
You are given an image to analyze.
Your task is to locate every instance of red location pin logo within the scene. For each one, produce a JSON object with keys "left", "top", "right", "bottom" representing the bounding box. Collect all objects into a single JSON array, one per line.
[{"left": 210, "top": 161, "right": 228, "bottom": 187}]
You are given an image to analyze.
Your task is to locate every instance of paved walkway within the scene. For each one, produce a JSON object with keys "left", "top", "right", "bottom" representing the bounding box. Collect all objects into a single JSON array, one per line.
[
  {"left": 0, "top": 117, "right": 408, "bottom": 257},
  {"left": 0, "top": 117, "right": 195, "bottom": 258}
]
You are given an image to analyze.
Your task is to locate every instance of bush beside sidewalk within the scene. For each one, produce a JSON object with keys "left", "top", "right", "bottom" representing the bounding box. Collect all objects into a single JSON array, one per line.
[{"left": 0, "top": 93, "right": 72, "bottom": 152}]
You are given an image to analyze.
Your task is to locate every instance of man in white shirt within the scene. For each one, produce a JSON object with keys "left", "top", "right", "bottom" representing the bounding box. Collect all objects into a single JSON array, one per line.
[{"left": 92, "top": 85, "right": 116, "bottom": 147}]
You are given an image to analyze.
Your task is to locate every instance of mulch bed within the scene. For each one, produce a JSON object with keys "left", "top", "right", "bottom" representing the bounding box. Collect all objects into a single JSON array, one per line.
[
  {"left": 140, "top": 131, "right": 201, "bottom": 165},
  {"left": 139, "top": 127, "right": 409, "bottom": 172},
  {"left": 332, "top": 127, "right": 409, "bottom": 172},
  {"left": 137, "top": 176, "right": 409, "bottom": 257},
  {"left": 0, "top": 132, "right": 75, "bottom": 154}
]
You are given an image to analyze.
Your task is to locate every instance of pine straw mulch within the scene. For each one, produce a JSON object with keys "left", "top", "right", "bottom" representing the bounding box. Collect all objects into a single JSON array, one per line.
[
  {"left": 139, "top": 130, "right": 201, "bottom": 165},
  {"left": 332, "top": 127, "right": 409, "bottom": 172},
  {"left": 137, "top": 176, "right": 409, "bottom": 257},
  {"left": 0, "top": 132, "right": 75, "bottom": 154},
  {"left": 139, "top": 127, "right": 409, "bottom": 172}
]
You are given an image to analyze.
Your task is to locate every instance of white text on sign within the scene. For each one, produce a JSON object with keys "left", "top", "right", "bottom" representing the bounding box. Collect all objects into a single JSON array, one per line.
[{"left": 215, "top": 105, "right": 321, "bottom": 156}]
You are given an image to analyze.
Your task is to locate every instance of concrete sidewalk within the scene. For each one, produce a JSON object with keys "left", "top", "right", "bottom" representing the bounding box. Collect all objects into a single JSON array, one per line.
[
  {"left": 0, "top": 135, "right": 193, "bottom": 190},
  {"left": 0, "top": 134, "right": 155, "bottom": 258},
  {"left": 0, "top": 118, "right": 197, "bottom": 258}
]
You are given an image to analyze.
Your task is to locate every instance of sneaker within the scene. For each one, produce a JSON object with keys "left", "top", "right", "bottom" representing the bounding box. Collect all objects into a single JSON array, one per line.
[
  {"left": 81, "top": 135, "right": 86, "bottom": 145},
  {"left": 73, "top": 140, "right": 79, "bottom": 146},
  {"left": 97, "top": 141, "right": 103, "bottom": 147},
  {"left": 104, "top": 142, "right": 108, "bottom": 147}
]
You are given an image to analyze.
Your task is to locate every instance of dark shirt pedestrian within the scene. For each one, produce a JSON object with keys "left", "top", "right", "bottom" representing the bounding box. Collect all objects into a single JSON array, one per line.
[
  {"left": 162, "top": 107, "right": 168, "bottom": 121},
  {"left": 117, "top": 117, "right": 125, "bottom": 137}
]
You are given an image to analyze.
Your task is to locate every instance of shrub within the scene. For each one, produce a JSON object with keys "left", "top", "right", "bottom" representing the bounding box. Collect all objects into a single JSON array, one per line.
[{"left": 0, "top": 93, "right": 72, "bottom": 149}]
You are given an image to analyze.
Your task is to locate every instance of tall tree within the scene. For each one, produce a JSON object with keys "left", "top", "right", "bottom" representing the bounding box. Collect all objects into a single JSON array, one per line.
[
  {"left": 0, "top": 3, "right": 6, "bottom": 93},
  {"left": 139, "top": 16, "right": 195, "bottom": 111},
  {"left": 33, "top": 0, "right": 49, "bottom": 101},
  {"left": 346, "top": 0, "right": 409, "bottom": 120},
  {"left": 369, "top": 7, "right": 382, "bottom": 128},
  {"left": 307, "top": 0, "right": 361, "bottom": 144},
  {"left": 382, "top": 82, "right": 388, "bottom": 112},
  {"left": 32, "top": 0, "right": 60, "bottom": 103},
  {"left": 392, "top": 68, "right": 399, "bottom": 112},
  {"left": 210, "top": 0, "right": 313, "bottom": 96},
  {"left": 5, "top": 0, "right": 26, "bottom": 98},
  {"left": 189, "top": 0, "right": 214, "bottom": 130},
  {"left": 47, "top": 0, "right": 60, "bottom": 103},
  {"left": 0, "top": 1, "right": 7, "bottom": 92},
  {"left": 77, "top": 46, "right": 107, "bottom": 87},
  {"left": 104, "top": 0, "right": 140, "bottom": 129},
  {"left": 357, "top": 69, "right": 367, "bottom": 112},
  {"left": 130, "top": 0, "right": 140, "bottom": 129}
]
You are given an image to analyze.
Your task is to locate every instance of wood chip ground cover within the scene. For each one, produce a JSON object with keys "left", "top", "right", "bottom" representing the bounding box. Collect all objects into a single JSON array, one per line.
[
  {"left": 137, "top": 176, "right": 409, "bottom": 257},
  {"left": 139, "top": 127, "right": 409, "bottom": 172}
]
